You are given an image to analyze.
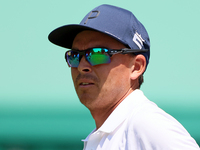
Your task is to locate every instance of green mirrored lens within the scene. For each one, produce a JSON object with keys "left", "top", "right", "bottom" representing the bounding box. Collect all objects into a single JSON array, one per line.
[
  {"left": 66, "top": 48, "right": 111, "bottom": 67},
  {"left": 87, "top": 48, "right": 111, "bottom": 66}
]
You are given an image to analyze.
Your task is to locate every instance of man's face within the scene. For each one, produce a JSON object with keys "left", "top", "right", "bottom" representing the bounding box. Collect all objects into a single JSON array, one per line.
[{"left": 71, "top": 30, "right": 135, "bottom": 111}]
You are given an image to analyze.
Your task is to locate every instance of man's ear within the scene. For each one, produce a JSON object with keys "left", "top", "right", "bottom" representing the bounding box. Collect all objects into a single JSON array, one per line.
[{"left": 130, "top": 54, "right": 146, "bottom": 80}]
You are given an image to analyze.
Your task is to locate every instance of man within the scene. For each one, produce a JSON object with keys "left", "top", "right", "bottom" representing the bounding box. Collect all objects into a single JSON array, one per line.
[{"left": 48, "top": 4, "right": 199, "bottom": 150}]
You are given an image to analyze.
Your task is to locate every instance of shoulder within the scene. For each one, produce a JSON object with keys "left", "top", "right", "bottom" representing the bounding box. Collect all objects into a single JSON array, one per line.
[{"left": 125, "top": 100, "right": 199, "bottom": 149}]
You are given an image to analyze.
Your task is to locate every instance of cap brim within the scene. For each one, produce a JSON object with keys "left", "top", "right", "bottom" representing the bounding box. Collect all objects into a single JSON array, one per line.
[{"left": 48, "top": 24, "right": 99, "bottom": 49}]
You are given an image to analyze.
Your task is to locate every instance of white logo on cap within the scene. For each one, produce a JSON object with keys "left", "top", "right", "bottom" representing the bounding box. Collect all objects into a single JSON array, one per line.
[
  {"left": 133, "top": 32, "right": 145, "bottom": 49},
  {"left": 84, "top": 11, "right": 100, "bottom": 24}
]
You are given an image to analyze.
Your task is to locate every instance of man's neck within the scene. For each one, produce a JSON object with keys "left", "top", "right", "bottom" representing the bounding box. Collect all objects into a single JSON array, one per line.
[{"left": 90, "top": 87, "right": 135, "bottom": 130}]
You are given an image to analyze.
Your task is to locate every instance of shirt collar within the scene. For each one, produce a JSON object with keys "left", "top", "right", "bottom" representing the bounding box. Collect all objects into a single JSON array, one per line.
[{"left": 82, "top": 89, "right": 148, "bottom": 142}]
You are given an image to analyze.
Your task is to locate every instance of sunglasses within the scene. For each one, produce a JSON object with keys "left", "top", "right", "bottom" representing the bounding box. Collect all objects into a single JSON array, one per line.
[{"left": 65, "top": 48, "right": 148, "bottom": 67}]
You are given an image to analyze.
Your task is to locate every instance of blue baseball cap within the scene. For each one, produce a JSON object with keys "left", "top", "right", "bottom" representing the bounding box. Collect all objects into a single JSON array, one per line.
[{"left": 48, "top": 4, "right": 150, "bottom": 66}]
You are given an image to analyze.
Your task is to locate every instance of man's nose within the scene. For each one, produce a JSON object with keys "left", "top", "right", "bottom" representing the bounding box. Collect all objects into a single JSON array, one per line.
[{"left": 77, "top": 56, "right": 92, "bottom": 73}]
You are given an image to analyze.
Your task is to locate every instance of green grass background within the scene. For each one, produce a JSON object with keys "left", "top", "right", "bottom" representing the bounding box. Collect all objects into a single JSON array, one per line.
[{"left": 0, "top": 0, "right": 200, "bottom": 149}]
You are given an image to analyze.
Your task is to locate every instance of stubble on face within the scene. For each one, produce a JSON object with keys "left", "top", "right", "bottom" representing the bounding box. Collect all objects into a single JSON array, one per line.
[{"left": 74, "top": 72, "right": 100, "bottom": 104}]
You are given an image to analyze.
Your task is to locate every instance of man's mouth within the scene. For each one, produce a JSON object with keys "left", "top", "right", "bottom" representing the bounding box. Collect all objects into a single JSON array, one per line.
[
  {"left": 81, "top": 83, "right": 90, "bottom": 85},
  {"left": 80, "top": 82, "right": 94, "bottom": 86}
]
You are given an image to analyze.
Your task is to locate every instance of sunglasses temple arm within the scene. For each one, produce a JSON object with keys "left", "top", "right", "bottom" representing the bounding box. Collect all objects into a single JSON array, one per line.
[{"left": 121, "top": 48, "right": 149, "bottom": 54}]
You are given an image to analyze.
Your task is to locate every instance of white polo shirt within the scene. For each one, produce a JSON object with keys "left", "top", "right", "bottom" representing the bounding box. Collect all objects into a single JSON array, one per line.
[{"left": 82, "top": 90, "right": 200, "bottom": 150}]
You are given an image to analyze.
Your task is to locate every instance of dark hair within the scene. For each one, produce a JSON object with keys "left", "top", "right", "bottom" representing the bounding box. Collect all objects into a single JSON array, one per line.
[{"left": 138, "top": 74, "right": 144, "bottom": 89}]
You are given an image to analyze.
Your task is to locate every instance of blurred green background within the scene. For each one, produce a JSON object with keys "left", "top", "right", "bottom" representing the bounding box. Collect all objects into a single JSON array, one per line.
[{"left": 0, "top": 0, "right": 200, "bottom": 149}]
